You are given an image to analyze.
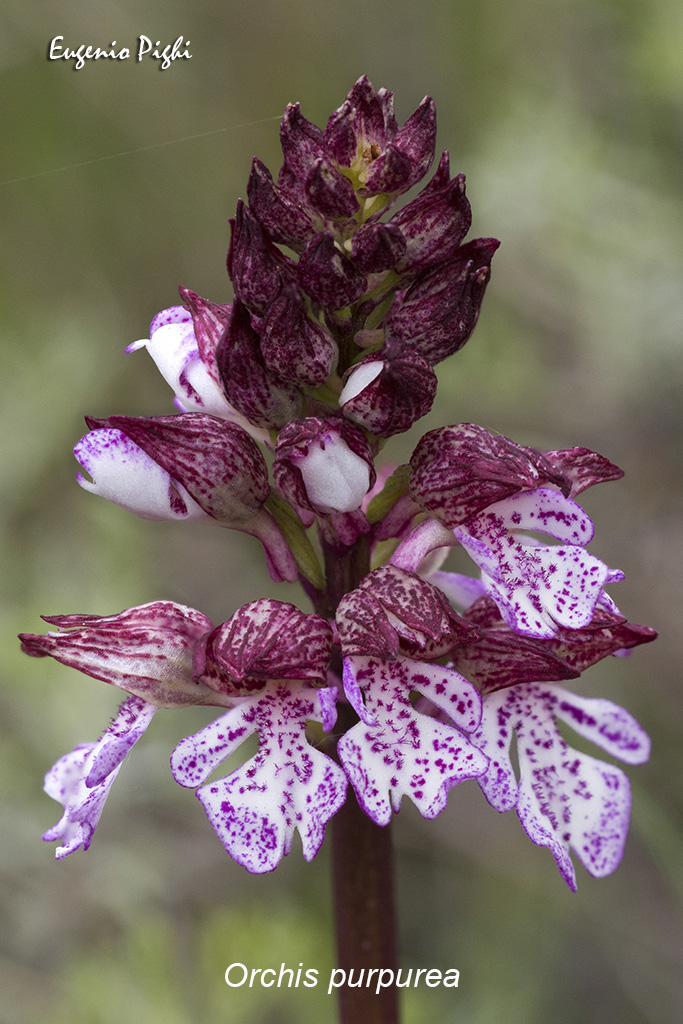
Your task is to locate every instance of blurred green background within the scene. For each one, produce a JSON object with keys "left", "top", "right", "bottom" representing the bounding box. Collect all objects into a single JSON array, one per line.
[{"left": 2, "top": 1, "right": 682, "bottom": 1021}]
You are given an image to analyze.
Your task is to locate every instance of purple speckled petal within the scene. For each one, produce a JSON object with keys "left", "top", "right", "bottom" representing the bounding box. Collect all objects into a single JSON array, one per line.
[
  {"left": 472, "top": 683, "right": 649, "bottom": 890},
  {"left": 479, "top": 487, "right": 594, "bottom": 544},
  {"left": 455, "top": 488, "right": 618, "bottom": 638},
  {"left": 75, "top": 428, "right": 209, "bottom": 522},
  {"left": 479, "top": 549, "right": 611, "bottom": 639},
  {"left": 338, "top": 655, "right": 487, "bottom": 825},
  {"left": 38, "top": 601, "right": 212, "bottom": 635},
  {"left": 170, "top": 705, "right": 253, "bottom": 787},
  {"left": 517, "top": 750, "right": 631, "bottom": 890},
  {"left": 42, "top": 695, "right": 157, "bottom": 859},
  {"left": 85, "top": 414, "right": 270, "bottom": 526},
  {"left": 171, "top": 682, "right": 347, "bottom": 872},
  {"left": 350, "top": 221, "right": 406, "bottom": 273},
  {"left": 177, "top": 290, "right": 229, "bottom": 387},
  {"left": 552, "top": 687, "right": 651, "bottom": 765},
  {"left": 194, "top": 599, "right": 333, "bottom": 696},
  {"left": 317, "top": 685, "right": 339, "bottom": 733},
  {"left": 19, "top": 600, "right": 217, "bottom": 709},
  {"left": 464, "top": 689, "right": 519, "bottom": 813},
  {"left": 85, "top": 698, "right": 158, "bottom": 786},
  {"left": 305, "top": 156, "right": 359, "bottom": 220},
  {"left": 326, "top": 508, "right": 372, "bottom": 547},
  {"left": 342, "top": 656, "right": 377, "bottom": 726}
]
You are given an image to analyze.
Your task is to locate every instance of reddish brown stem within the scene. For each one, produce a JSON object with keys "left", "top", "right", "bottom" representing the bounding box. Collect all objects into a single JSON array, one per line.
[
  {"left": 330, "top": 704, "right": 400, "bottom": 1024},
  {"left": 312, "top": 532, "right": 400, "bottom": 1023}
]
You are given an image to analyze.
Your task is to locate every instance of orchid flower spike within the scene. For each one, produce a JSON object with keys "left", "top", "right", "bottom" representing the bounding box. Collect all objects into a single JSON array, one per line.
[{"left": 20, "top": 77, "right": 656, "bottom": 896}]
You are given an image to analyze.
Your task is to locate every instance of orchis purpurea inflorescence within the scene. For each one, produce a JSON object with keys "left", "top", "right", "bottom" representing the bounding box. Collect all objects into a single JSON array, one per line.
[{"left": 20, "top": 76, "right": 655, "bottom": 892}]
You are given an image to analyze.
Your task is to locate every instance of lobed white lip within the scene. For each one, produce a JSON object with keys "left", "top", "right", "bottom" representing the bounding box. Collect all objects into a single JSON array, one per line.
[
  {"left": 129, "top": 308, "right": 232, "bottom": 417},
  {"left": 298, "top": 434, "right": 371, "bottom": 514},
  {"left": 74, "top": 427, "right": 208, "bottom": 522},
  {"left": 339, "top": 360, "right": 383, "bottom": 405},
  {"left": 128, "top": 304, "right": 272, "bottom": 445}
]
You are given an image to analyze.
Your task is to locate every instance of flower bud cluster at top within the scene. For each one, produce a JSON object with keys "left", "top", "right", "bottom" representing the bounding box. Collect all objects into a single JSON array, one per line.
[{"left": 222, "top": 74, "right": 498, "bottom": 440}]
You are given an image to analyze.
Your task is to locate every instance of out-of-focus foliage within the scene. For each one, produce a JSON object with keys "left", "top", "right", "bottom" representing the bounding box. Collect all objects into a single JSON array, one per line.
[{"left": 2, "top": 1, "right": 682, "bottom": 1022}]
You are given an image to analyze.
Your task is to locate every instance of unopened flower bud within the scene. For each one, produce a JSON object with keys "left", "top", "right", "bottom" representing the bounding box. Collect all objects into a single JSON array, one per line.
[
  {"left": 217, "top": 301, "right": 303, "bottom": 430},
  {"left": 361, "top": 95, "right": 436, "bottom": 196},
  {"left": 84, "top": 413, "right": 270, "bottom": 525},
  {"left": 298, "top": 231, "right": 368, "bottom": 309},
  {"left": 274, "top": 417, "right": 375, "bottom": 515},
  {"left": 305, "top": 157, "right": 359, "bottom": 220},
  {"left": 391, "top": 155, "right": 472, "bottom": 275},
  {"left": 386, "top": 238, "right": 500, "bottom": 364},
  {"left": 247, "top": 157, "right": 316, "bottom": 250},
  {"left": 260, "top": 285, "right": 338, "bottom": 386},
  {"left": 227, "top": 200, "right": 293, "bottom": 315},
  {"left": 350, "top": 221, "right": 406, "bottom": 273},
  {"left": 194, "top": 599, "right": 333, "bottom": 696},
  {"left": 323, "top": 76, "right": 394, "bottom": 168},
  {"left": 340, "top": 350, "right": 436, "bottom": 438},
  {"left": 278, "top": 103, "right": 326, "bottom": 200}
]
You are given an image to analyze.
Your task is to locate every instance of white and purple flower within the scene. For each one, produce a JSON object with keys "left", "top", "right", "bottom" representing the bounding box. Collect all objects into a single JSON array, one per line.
[
  {"left": 336, "top": 566, "right": 489, "bottom": 823},
  {"left": 472, "top": 682, "right": 650, "bottom": 890},
  {"left": 172, "top": 680, "right": 346, "bottom": 873},
  {"left": 41, "top": 696, "right": 158, "bottom": 859},
  {"left": 74, "top": 413, "right": 298, "bottom": 582},
  {"left": 20, "top": 601, "right": 227, "bottom": 858},
  {"left": 22, "top": 598, "right": 348, "bottom": 872},
  {"left": 128, "top": 300, "right": 234, "bottom": 419},
  {"left": 128, "top": 291, "right": 271, "bottom": 446},
  {"left": 170, "top": 599, "right": 346, "bottom": 872},
  {"left": 403, "top": 423, "right": 626, "bottom": 637}
]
